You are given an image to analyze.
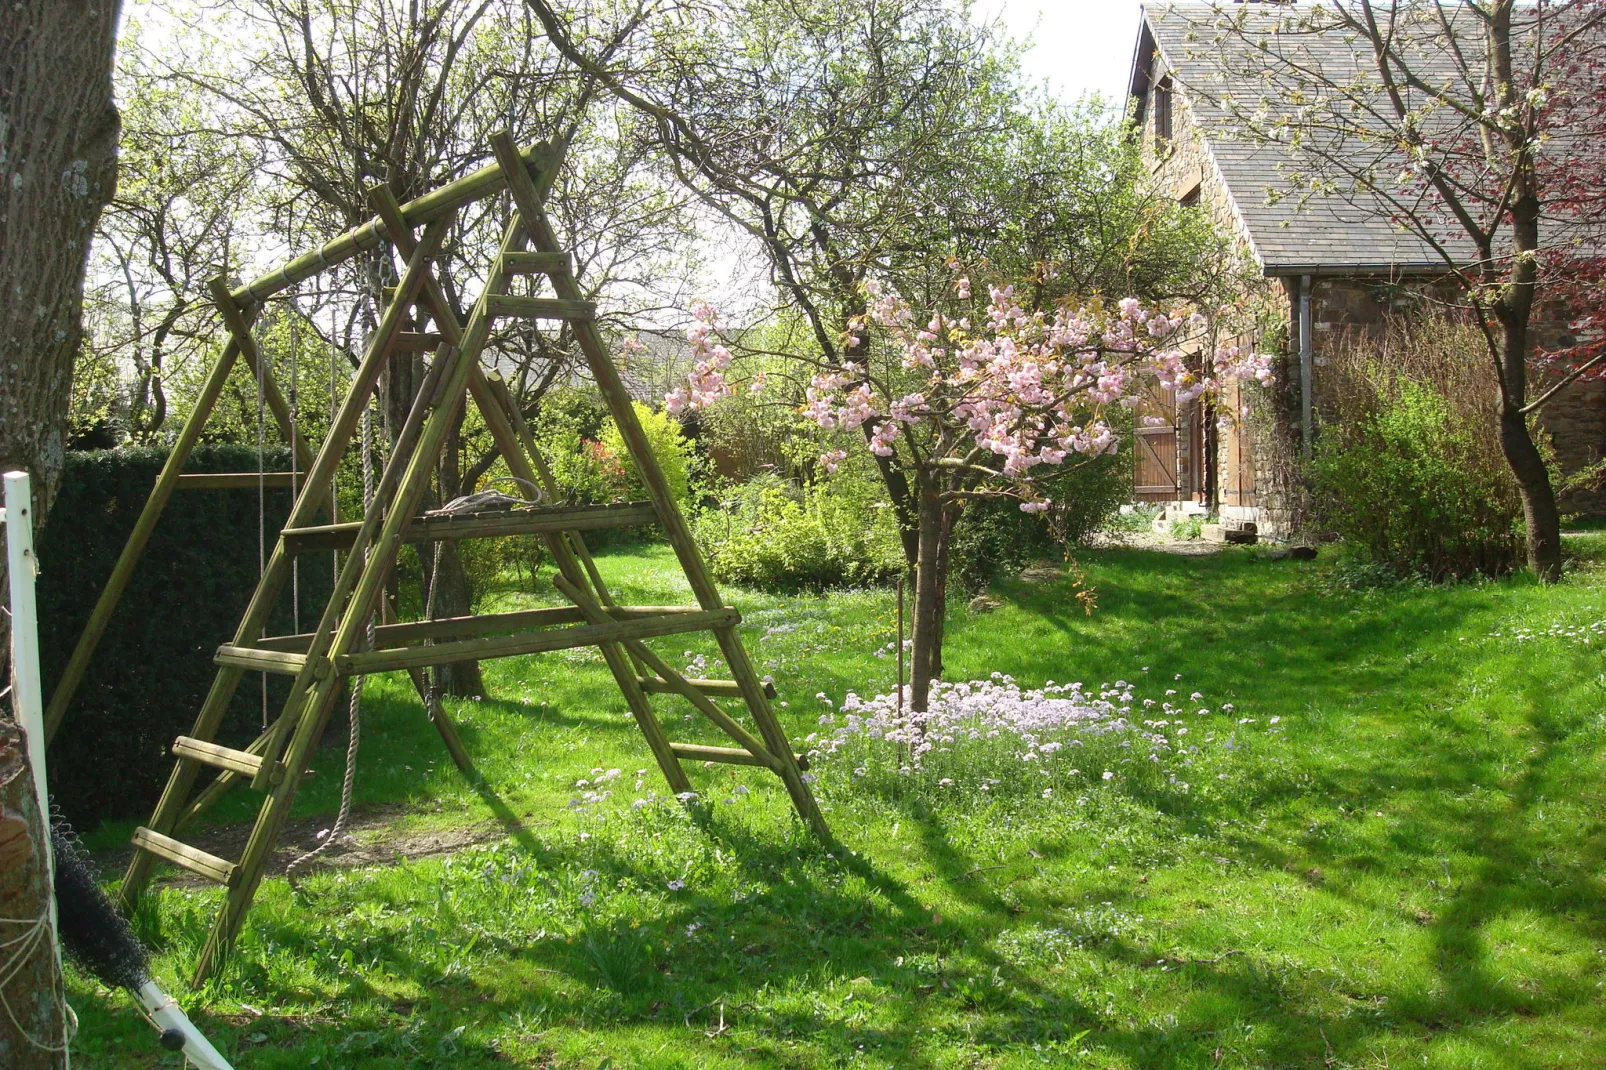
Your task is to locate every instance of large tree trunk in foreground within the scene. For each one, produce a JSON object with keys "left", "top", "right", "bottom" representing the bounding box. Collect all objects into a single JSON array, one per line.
[
  {"left": 0, "top": 0, "right": 122, "bottom": 506},
  {"left": 1, "top": 3, "right": 122, "bottom": 1065},
  {"left": 0, "top": 724, "right": 68, "bottom": 1069}
]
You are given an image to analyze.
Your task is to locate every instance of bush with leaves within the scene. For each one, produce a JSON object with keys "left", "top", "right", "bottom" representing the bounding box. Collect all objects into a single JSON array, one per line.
[
  {"left": 693, "top": 467, "right": 903, "bottom": 592},
  {"left": 600, "top": 401, "right": 700, "bottom": 504},
  {"left": 950, "top": 449, "right": 1132, "bottom": 592},
  {"left": 1313, "top": 376, "right": 1523, "bottom": 580}
]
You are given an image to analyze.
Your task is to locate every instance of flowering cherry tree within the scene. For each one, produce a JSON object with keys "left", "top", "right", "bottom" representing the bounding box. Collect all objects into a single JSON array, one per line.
[{"left": 669, "top": 277, "right": 1272, "bottom": 712}]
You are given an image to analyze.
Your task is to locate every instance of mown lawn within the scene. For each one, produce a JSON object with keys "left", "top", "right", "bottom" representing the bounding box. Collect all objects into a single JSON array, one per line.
[{"left": 67, "top": 540, "right": 1606, "bottom": 1068}]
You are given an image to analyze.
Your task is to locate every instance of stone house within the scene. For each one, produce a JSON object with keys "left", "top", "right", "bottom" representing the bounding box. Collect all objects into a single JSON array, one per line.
[{"left": 1125, "top": 2, "right": 1606, "bottom": 536}]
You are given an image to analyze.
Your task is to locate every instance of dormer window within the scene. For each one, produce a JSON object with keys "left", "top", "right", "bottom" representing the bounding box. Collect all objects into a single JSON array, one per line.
[{"left": 1154, "top": 75, "right": 1175, "bottom": 144}]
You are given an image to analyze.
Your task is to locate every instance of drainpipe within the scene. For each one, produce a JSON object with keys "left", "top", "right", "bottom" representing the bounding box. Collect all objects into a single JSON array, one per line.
[{"left": 1298, "top": 274, "right": 1313, "bottom": 462}]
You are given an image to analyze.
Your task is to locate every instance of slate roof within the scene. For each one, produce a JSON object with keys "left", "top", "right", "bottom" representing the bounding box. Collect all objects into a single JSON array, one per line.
[{"left": 1127, "top": 2, "right": 1582, "bottom": 276}]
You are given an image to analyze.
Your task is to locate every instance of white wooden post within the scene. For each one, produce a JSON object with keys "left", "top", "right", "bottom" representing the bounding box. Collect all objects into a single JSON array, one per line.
[{"left": 4, "top": 470, "right": 67, "bottom": 1064}]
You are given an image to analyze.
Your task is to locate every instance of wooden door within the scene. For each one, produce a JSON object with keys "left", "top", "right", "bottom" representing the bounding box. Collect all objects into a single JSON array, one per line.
[{"left": 1134, "top": 386, "right": 1181, "bottom": 501}]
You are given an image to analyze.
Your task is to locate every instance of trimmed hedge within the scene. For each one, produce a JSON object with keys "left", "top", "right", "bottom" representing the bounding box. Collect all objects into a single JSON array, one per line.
[{"left": 39, "top": 446, "right": 332, "bottom": 826}]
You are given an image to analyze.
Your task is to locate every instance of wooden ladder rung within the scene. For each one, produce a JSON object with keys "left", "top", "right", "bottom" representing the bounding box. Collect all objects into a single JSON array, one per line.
[
  {"left": 172, "top": 736, "right": 266, "bottom": 779},
  {"left": 131, "top": 827, "right": 238, "bottom": 886},
  {"left": 637, "top": 676, "right": 777, "bottom": 700},
  {"left": 280, "top": 500, "right": 658, "bottom": 553},
  {"left": 214, "top": 644, "right": 312, "bottom": 676},
  {"left": 177, "top": 472, "right": 297, "bottom": 490},
  {"left": 500, "top": 251, "right": 572, "bottom": 276},
  {"left": 669, "top": 742, "right": 808, "bottom": 771},
  {"left": 338, "top": 608, "right": 740, "bottom": 675},
  {"left": 484, "top": 294, "right": 596, "bottom": 321}
]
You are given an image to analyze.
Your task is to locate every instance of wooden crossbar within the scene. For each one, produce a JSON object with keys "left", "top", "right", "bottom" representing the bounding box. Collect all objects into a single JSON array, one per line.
[
  {"left": 500, "top": 251, "right": 572, "bottom": 275},
  {"left": 172, "top": 736, "right": 266, "bottom": 779},
  {"left": 637, "top": 676, "right": 777, "bottom": 700},
  {"left": 668, "top": 743, "right": 808, "bottom": 770},
  {"left": 177, "top": 472, "right": 298, "bottom": 491},
  {"left": 396, "top": 332, "right": 444, "bottom": 351},
  {"left": 231, "top": 141, "right": 562, "bottom": 308},
  {"left": 253, "top": 604, "right": 705, "bottom": 653},
  {"left": 214, "top": 646, "right": 314, "bottom": 676},
  {"left": 484, "top": 294, "right": 597, "bottom": 320},
  {"left": 337, "top": 609, "right": 739, "bottom": 675},
  {"left": 131, "top": 828, "right": 237, "bottom": 886},
  {"left": 280, "top": 500, "right": 657, "bottom": 553}
]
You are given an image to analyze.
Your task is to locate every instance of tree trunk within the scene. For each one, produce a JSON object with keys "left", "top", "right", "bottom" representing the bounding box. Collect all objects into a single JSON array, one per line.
[
  {"left": 384, "top": 325, "right": 482, "bottom": 696},
  {"left": 1500, "top": 403, "right": 1562, "bottom": 581},
  {"left": 1, "top": 3, "right": 121, "bottom": 1064},
  {"left": 432, "top": 408, "right": 483, "bottom": 696},
  {"left": 0, "top": 0, "right": 121, "bottom": 507},
  {"left": 1495, "top": 168, "right": 1563, "bottom": 582},
  {"left": 424, "top": 543, "right": 482, "bottom": 696},
  {"left": 0, "top": 723, "right": 68, "bottom": 1069},
  {"left": 908, "top": 474, "right": 953, "bottom": 714}
]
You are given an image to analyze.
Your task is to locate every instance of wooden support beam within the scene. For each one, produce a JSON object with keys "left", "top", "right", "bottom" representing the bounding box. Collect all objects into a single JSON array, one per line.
[
  {"left": 244, "top": 219, "right": 456, "bottom": 786},
  {"left": 637, "top": 676, "right": 777, "bottom": 700},
  {"left": 395, "top": 332, "right": 444, "bottom": 351},
  {"left": 177, "top": 472, "right": 298, "bottom": 491},
  {"left": 337, "top": 608, "right": 739, "bottom": 675},
  {"left": 484, "top": 294, "right": 596, "bottom": 321},
  {"left": 280, "top": 500, "right": 657, "bottom": 553},
  {"left": 254, "top": 604, "right": 704, "bottom": 653},
  {"left": 669, "top": 743, "right": 809, "bottom": 770},
  {"left": 500, "top": 251, "right": 572, "bottom": 276},
  {"left": 172, "top": 736, "right": 266, "bottom": 779},
  {"left": 231, "top": 140, "right": 565, "bottom": 309},
  {"left": 214, "top": 645, "right": 313, "bottom": 676}
]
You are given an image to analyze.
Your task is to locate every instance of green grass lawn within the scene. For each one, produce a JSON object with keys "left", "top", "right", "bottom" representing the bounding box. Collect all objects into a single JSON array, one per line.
[{"left": 67, "top": 541, "right": 1606, "bottom": 1068}]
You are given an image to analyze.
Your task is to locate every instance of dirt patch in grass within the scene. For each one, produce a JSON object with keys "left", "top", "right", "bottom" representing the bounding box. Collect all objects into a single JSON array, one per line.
[{"left": 95, "top": 806, "right": 520, "bottom": 886}]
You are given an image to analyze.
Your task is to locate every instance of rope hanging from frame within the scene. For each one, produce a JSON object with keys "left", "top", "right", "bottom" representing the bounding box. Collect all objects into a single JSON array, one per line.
[
  {"left": 286, "top": 396, "right": 376, "bottom": 890},
  {"left": 252, "top": 313, "right": 269, "bottom": 732}
]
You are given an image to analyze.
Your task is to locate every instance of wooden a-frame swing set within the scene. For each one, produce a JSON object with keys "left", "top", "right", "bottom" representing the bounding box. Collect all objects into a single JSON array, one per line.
[{"left": 41, "top": 132, "right": 828, "bottom": 984}]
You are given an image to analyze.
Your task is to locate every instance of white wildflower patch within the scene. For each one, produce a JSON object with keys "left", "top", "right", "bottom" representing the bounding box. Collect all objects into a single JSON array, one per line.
[
  {"left": 807, "top": 672, "right": 1272, "bottom": 800},
  {"left": 1484, "top": 616, "right": 1606, "bottom": 646}
]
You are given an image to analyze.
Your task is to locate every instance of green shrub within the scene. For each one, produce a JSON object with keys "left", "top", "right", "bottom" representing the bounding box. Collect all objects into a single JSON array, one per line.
[
  {"left": 950, "top": 451, "right": 1130, "bottom": 592},
  {"left": 693, "top": 469, "right": 903, "bottom": 592},
  {"left": 1312, "top": 376, "right": 1522, "bottom": 580},
  {"left": 1168, "top": 514, "right": 1204, "bottom": 541},
  {"left": 1103, "top": 503, "right": 1162, "bottom": 535},
  {"left": 600, "top": 401, "right": 699, "bottom": 504},
  {"left": 38, "top": 446, "right": 331, "bottom": 824},
  {"left": 534, "top": 396, "right": 698, "bottom": 510}
]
